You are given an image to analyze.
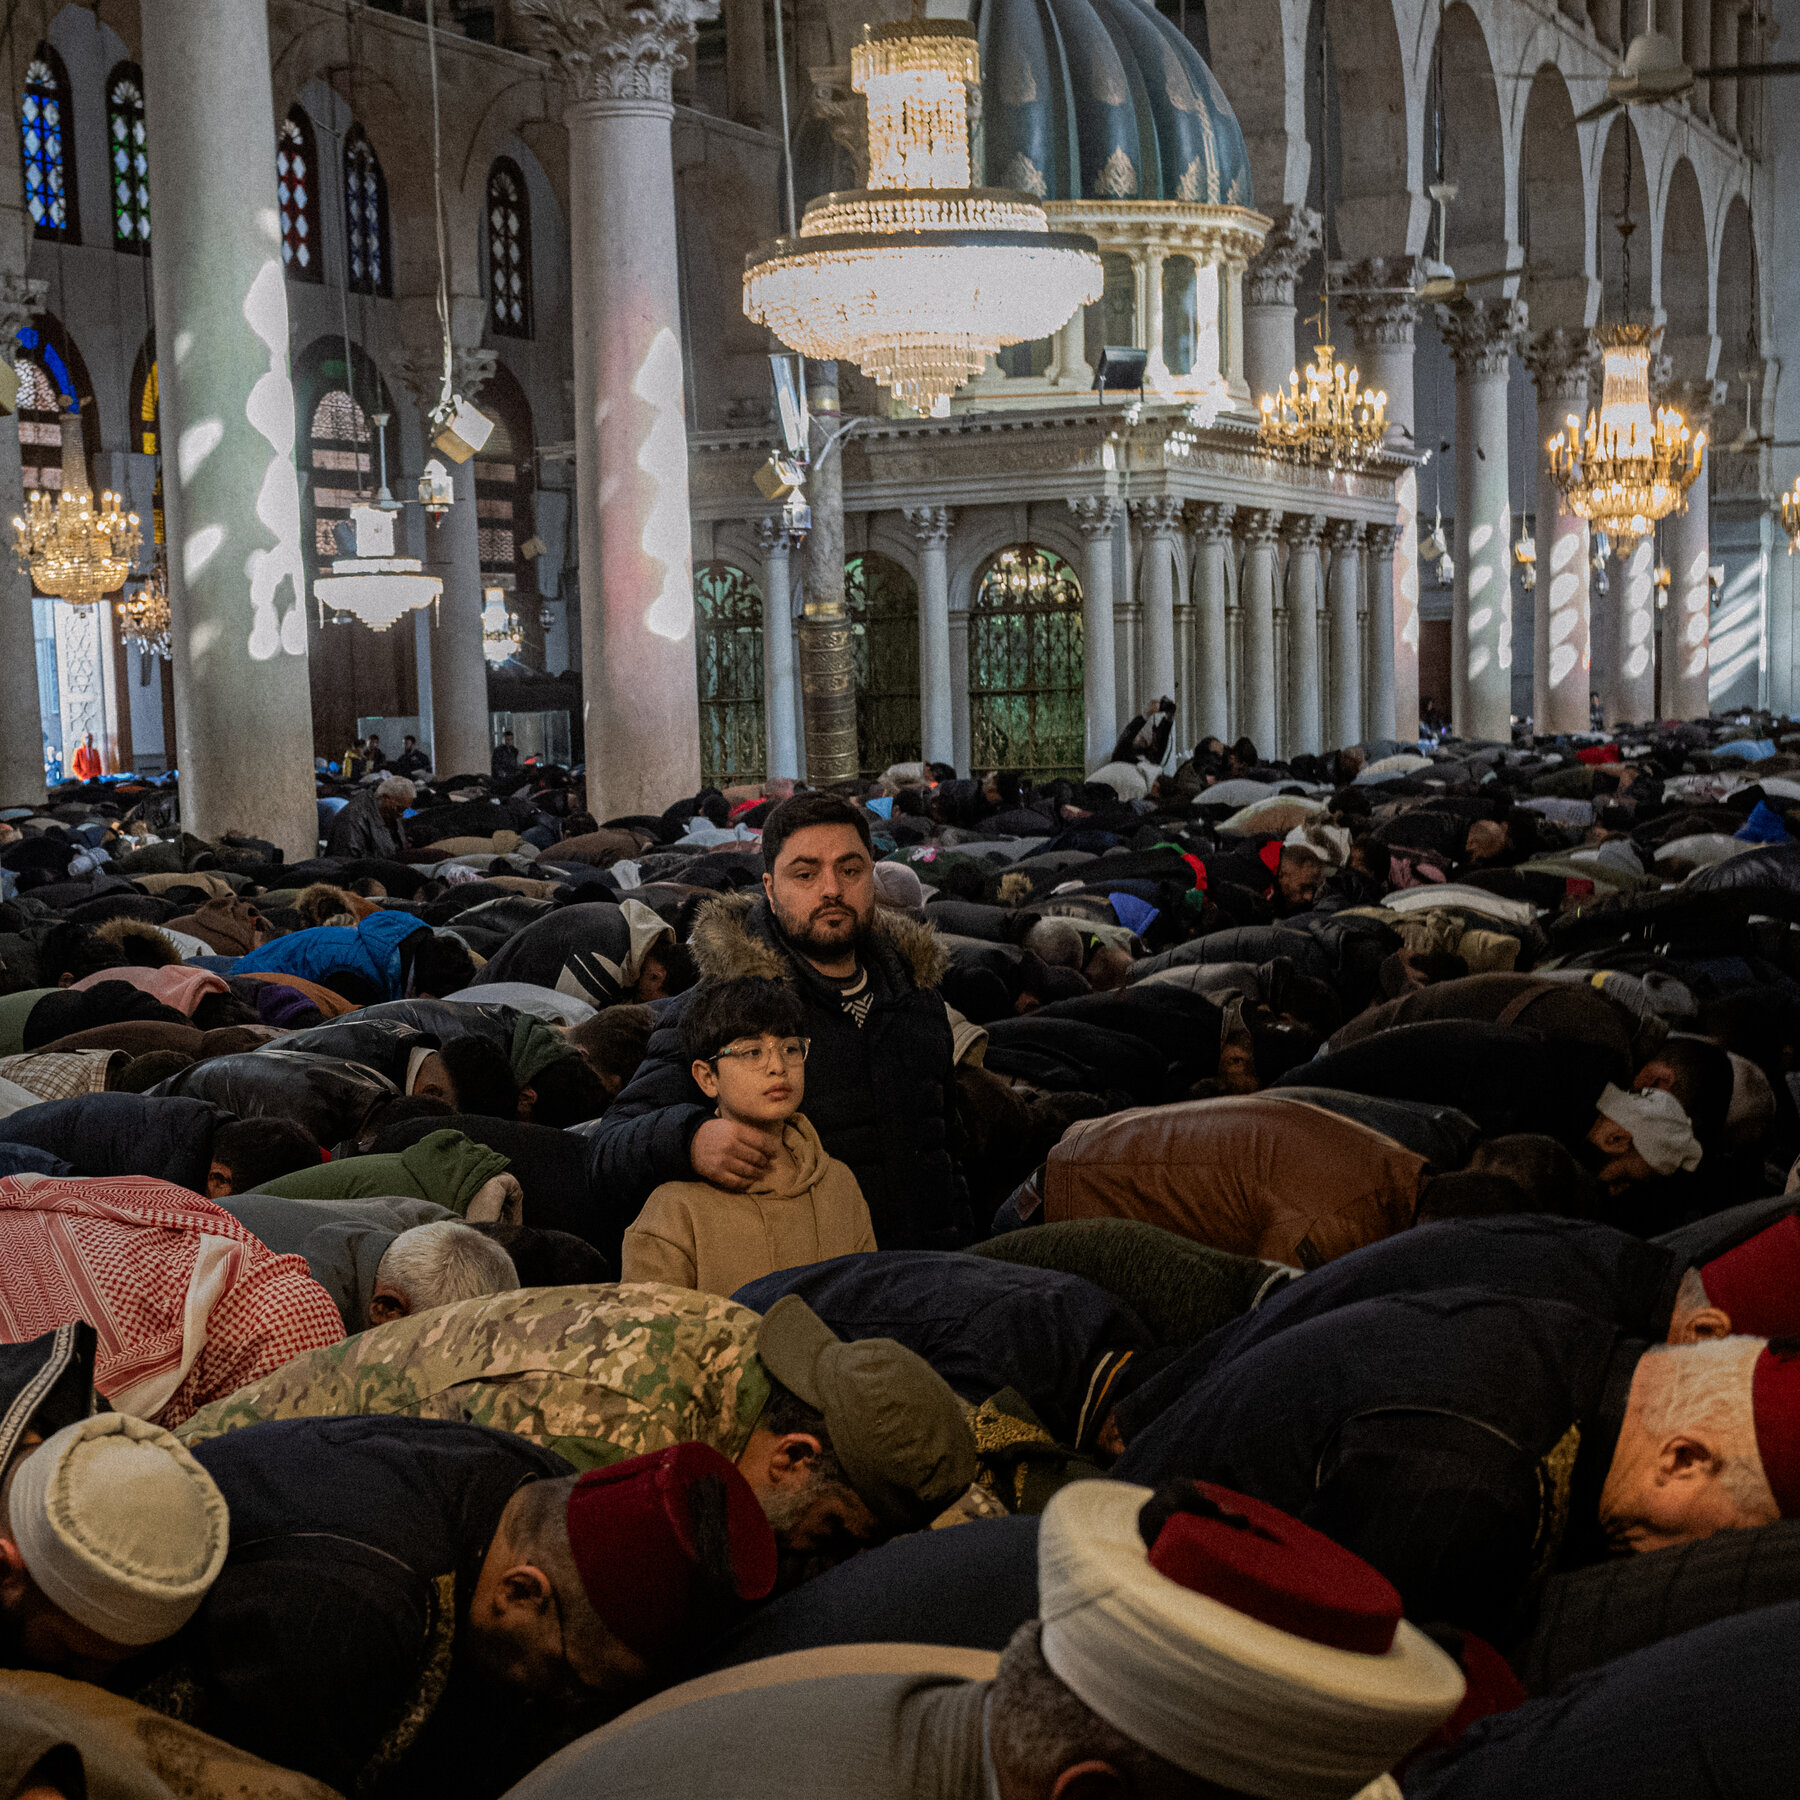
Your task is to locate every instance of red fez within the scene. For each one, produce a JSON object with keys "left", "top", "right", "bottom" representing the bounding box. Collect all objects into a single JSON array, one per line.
[
  {"left": 564, "top": 1443, "right": 777, "bottom": 1666},
  {"left": 1700, "top": 1217, "right": 1800, "bottom": 1338},
  {"left": 1147, "top": 1482, "right": 1402, "bottom": 1655},
  {"left": 1754, "top": 1343, "right": 1800, "bottom": 1519}
]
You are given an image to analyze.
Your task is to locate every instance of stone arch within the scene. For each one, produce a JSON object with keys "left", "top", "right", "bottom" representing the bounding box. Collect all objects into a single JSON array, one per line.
[
  {"left": 1202, "top": 0, "right": 1309, "bottom": 210},
  {"left": 1519, "top": 63, "right": 1591, "bottom": 330},
  {"left": 1658, "top": 157, "right": 1710, "bottom": 380},
  {"left": 948, "top": 505, "right": 1090, "bottom": 609},
  {"left": 1595, "top": 113, "right": 1652, "bottom": 325},
  {"left": 1713, "top": 194, "right": 1759, "bottom": 436},
  {"left": 1427, "top": 3, "right": 1510, "bottom": 271},
  {"left": 1321, "top": 0, "right": 1422, "bottom": 260}
]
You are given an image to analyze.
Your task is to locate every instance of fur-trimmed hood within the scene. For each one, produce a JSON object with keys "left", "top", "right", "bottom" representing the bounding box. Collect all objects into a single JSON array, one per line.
[
  {"left": 94, "top": 916, "right": 182, "bottom": 968},
  {"left": 689, "top": 892, "right": 951, "bottom": 991},
  {"left": 297, "top": 882, "right": 380, "bottom": 929}
]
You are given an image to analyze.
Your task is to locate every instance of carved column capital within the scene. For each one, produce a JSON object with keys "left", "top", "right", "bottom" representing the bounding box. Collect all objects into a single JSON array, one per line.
[
  {"left": 1436, "top": 296, "right": 1529, "bottom": 379},
  {"left": 756, "top": 514, "right": 790, "bottom": 555},
  {"left": 1331, "top": 258, "right": 1419, "bottom": 350},
  {"left": 1069, "top": 496, "right": 1122, "bottom": 540},
  {"left": 0, "top": 275, "right": 46, "bottom": 354},
  {"left": 398, "top": 345, "right": 498, "bottom": 414},
  {"left": 1235, "top": 507, "right": 1284, "bottom": 547},
  {"left": 1363, "top": 523, "right": 1398, "bottom": 558},
  {"left": 1188, "top": 501, "right": 1237, "bottom": 545},
  {"left": 519, "top": 0, "right": 719, "bottom": 105},
  {"left": 1283, "top": 511, "right": 1328, "bottom": 550},
  {"left": 1244, "top": 205, "right": 1323, "bottom": 309},
  {"left": 1130, "top": 496, "right": 1183, "bottom": 539},
  {"left": 1325, "top": 519, "right": 1365, "bottom": 553},
  {"left": 903, "top": 504, "right": 952, "bottom": 547},
  {"left": 1520, "top": 326, "right": 1596, "bottom": 403}
]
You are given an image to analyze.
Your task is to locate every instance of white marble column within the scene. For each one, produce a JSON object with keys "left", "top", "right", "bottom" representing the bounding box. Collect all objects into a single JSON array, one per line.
[
  {"left": 1438, "top": 297, "right": 1526, "bottom": 743},
  {"left": 948, "top": 605, "right": 971, "bottom": 774},
  {"left": 1236, "top": 509, "right": 1282, "bottom": 753},
  {"left": 757, "top": 515, "right": 798, "bottom": 779},
  {"left": 1143, "top": 246, "right": 1169, "bottom": 392},
  {"left": 527, "top": 0, "right": 713, "bottom": 817},
  {"left": 0, "top": 276, "right": 46, "bottom": 806},
  {"left": 1608, "top": 537, "right": 1657, "bottom": 725},
  {"left": 1131, "top": 498, "right": 1181, "bottom": 708},
  {"left": 1522, "top": 329, "right": 1593, "bottom": 734},
  {"left": 1325, "top": 520, "right": 1364, "bottom": 750},
  {"left": 1283, "top": 513, "right": 1326, "bottom": 757},
  {"left": 1362, "top": 524, "right": 1397, "bottom": 743},
  {"left": 1242, "top": 207, "right": 1322, "bottom": 408},
  {"left": 1190, "top": 503, "right": 1234, "bottom": 744},
  {"left": 1663, "top": 455, "right": 1712, "bottom": 722},
  {"left": 141, "top": 0, "right": 316, "bottom": 856},
  {"left": 905, "top": 506, "right": 955, "bottom": 767},
  {"left": 1069, "top": 497, "right": 1121, "bottom": 771}
]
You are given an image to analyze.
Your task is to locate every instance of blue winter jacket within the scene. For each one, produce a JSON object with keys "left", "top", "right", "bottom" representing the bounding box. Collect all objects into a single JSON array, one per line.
[{"left": 232, "top": 910, "right": 428, "bottom": 1001}]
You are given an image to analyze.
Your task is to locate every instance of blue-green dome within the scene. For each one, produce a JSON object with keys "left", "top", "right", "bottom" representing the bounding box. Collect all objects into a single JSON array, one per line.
[{"left": 977, "top": 0, "right": 1252, "bottom": 206}]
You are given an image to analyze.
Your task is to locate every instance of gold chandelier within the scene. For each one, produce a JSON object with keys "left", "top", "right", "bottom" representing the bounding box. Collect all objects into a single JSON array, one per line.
[
  {"left": 12, "top": 409, "right": 140, "bottom": 605},
  {"left": 742, "top": 14, "right": 1101, "bottom": 415},
  {"left": 1781, "top": 477, "right": 1800, "bottom": 554},
  {"left": 1257, "top": 333, "right": 1388, "bottom": 469},
  {"left": 1547, "top": 323, "right": 1704, "bottom": 545},
  {"left": 116, "top": 562, "right": 171, "bottom": 659}
]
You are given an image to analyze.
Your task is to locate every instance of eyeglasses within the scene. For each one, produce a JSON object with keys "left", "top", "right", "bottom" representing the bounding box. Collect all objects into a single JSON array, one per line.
[{"left": 713, "top": 1037, "right": 811, "bottom": 1070}]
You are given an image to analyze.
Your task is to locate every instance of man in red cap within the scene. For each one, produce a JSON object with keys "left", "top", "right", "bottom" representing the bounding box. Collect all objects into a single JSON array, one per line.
[{"left": 128, "top": 1417, "right": 776, "bottom": 1798}]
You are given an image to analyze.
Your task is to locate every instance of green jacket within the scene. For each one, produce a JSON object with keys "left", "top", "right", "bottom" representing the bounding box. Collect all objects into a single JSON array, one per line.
[
  {"left": 248, "top": 1128, "right": 508, "bottom": 1214},
  {"left": 176, "top": 1282, "right": 772, "bottom": 1471}
]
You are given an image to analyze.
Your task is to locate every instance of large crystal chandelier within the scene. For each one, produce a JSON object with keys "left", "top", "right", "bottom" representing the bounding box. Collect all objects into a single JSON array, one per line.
[
  {"left": 1547, "top": 327, "right": 1704, "bottom": 547},
  {"left": 116, "top": 561, "right": 171, "bottom": 659},
  {"left": 12, "top": 408, "right": 140, "bottom": 605},
  {"left": 743, "top": 13, "right": 1101, "bottom": 415},
  {"left": 1257, "top": 333, "right": 1388, "bottom": 470}
]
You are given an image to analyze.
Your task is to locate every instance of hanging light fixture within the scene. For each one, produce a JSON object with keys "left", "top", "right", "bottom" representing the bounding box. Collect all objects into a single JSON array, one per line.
[
  {"left": 13, "top": 406, "right": 140, "bottom": 605},
  {"left": 1780, "top": 477, "right": 1800, "bottom": 553},
  {"left": 116, "top": 560, "right": 171, "bottom": 659},
  {"left": 482, "top": 586, "right": 521, "bottom": 663},
  {"left": 314, "top": 501, "right": 441, "bottom": 632},
  {"left": 742, "top": 12, "right": 1101, "bottom": 416}
]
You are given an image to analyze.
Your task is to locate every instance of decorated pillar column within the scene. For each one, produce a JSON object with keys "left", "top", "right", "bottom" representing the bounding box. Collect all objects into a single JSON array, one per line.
[
  {"left": 525, "top": 0, "right": 714, "bottom": 816},
  {"left": 1337, "top": 261, "right": 1419, "bottom": 737},
  {"left": 1607, "top": 537, "right": 1657, "bottom": 725},
  {"left": 1438, "top": 297, "right": 1527, "bottom": 742},
  {"left": 1189, "top": 503, "right": 1234, "bottom": 744},
  {"left": 1325, "top": 520, "right": 1364, "bottom": 750},
  {"left": 1242, "top": 207, "right": 1323, "bottom": 409},
  {"left": 1143, "top": 246, "right": 1169, "bottom": 391},
  {"left": 1131, "top": 498, "right": 1181, "bottom": 708},
  {"left": 906, "top": 505, "right": 955, "bottom": 767},
  {"left": 1235, "top": 509, "right": 1282, "bottom": 753},
  {"left": 0, "top": 275, "right": 46, "bottom": 806},
  {"left": 1663, "top": 452, "right": 1712, "bottom": 722},
  {"left": 756, "top": 515, "right": 798, "bottom": 780},
  {"left": 799, "top": 361, "right": 857, "bottom": 782},
  {"left": 140, "top": 0, "right": 316, "bottom": 856},
  {"left": 1283, "top": 513, "right": 1326, "bottom": 757},
  {"left": 1362, "top": 524, "right": 1397, "bottom": 742},
  {"left": 1522, "top": 328, "right": 1593, "bottom": 734},
  {"left": 1069, "top": 497, "right": 1121, "bottom": 771}
]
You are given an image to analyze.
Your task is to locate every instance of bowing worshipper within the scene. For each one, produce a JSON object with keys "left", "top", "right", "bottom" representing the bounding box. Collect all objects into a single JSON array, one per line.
[
  {"left": 2, "top": 1412, "right": 227, "bottom": 1683},
  {"left": 621, "top": 979, "right": 876, "bottom": 1297},
  {"left": 0, "top": 1094, "right": 233, "bottom": 1192},
  {"left": 1112, "top": 1208, "right": 1800, "bottom": 1445},
  {"left": 129, "top": 1426, "right": 775, "bottom": 1799},
  {"left": 1583, "top": 1082, "right": 1705, "bottom": 1200},
  {"left": 152, "top": 1048, "right": 404, "bottom": 1149},
  {"left": 1403, "top": 1600, "right": 1800, "bottom": 1798},
  {"left": 500, "top": 1477, "right": 1469, "bottom": 1800},
  {"left": 175, "top": 1287, "right": 975, "bottom": 1589},
  {"left": 0, "top": 1174, "right": 344, "bottom": 1429},
  {"left": 240, "top": 1126, "right": 523, "bottom": 1222},
  {"left": 1014, "top": 1092, "right": 1540, "bottom": 1269},
  {"left": 470, "top": 897, "right": 679, "bottom": 1007},
  {"left": 1115, "top": 1294, "right": 1800, "bottom": 1647},
  {"left": 231, "top": 908, "right": 472, "bottom": 1007}
]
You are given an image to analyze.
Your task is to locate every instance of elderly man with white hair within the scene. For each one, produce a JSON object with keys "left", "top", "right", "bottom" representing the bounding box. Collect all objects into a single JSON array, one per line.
[{"left": 323, "top": 775, "right": 416, "bottom": 861}]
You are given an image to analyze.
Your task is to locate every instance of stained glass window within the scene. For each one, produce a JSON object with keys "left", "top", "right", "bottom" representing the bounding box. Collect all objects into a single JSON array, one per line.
[
  {"left": 22, "top": 47, "right": 77, "bottom": 241},
  {"left": 277, "top": 110, "right": 322, "bottom": 282},
  {"left": 107, "top": 65, "right": 149, "bottom": 250},
  {"left": 344, "top": 126, "right": 390, "bottom": 297},
  {"left": 486, "top": 159, "right": 532, "bottom": 338}
]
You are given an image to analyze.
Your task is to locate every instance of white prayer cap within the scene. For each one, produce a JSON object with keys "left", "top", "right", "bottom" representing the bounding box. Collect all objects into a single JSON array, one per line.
[
  {"left": 1037, "top": 1480, "right": 1464, "bottom": 1800},
  {"left": 1596, "top": 1082, "right": 1704, "bottom": 1174},
  {"left": 9, "top": 1414, "right": 229, "bottom": 1647}
]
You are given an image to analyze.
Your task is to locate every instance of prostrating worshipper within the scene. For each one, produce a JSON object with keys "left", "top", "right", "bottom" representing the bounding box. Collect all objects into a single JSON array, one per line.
[
  {"left": 1112, "top": 1208, "right": 1800, "bottom": 1444},
  {"left": 1583, "top": 1082, "right": 1705, "bottom": 1200},
  {"left": 2, "top": 1414, "right": 227, "bottom": 1682},
  {"left": 621, "top": 979, "right": 875, "bottom": 1297},
  {"left": 126, "top": 1425, "right": 775, "bottom": 1799},
  {"left": 0, "top": 1174, "right": 344, "bottom": 1428},
  {"left": 1403, "top": 1600, "right": 1800, "bottom": 1798},
  {"left": 592, "top": 794, "right": 969, "bottom": 1249},
  {"left": 470, "top": 897, "right": 678, "bottom": 1008},
  {"left": 153, "top": 1047, "right": 405, "bottom": 1147},
  {"left": 232, "top": 909, "right": 471, "bottom": 1007},
  {"left": 1115, "top": 1295, "right": 1800, "bottom": 1646},
  {"left": 240, "top": 1126, "right": 523, "bottom": 1222},
  {"left": 175, "top": 1287, "right": 975, "bottom": 1586},
  {"left": 500, "top": 1477, "right": 1468, "bottom": 1800},
  {"left": 1014, "top": 1092, "right": 1542, "bottom": 1268},
  {"left": 0, "top": 1094, "right": 233, "bottom": 1193}
]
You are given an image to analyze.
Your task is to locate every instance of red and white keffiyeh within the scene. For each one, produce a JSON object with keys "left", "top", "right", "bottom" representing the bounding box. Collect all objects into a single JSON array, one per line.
[{"left": 0, "top": 1174, "right": 344, "bottom": 1426}]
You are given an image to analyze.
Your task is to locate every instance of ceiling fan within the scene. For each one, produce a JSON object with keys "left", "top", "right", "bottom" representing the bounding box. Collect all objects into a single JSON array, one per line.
[{"left": 1576, "top": 30, "right": 1800, "bottom": 124}]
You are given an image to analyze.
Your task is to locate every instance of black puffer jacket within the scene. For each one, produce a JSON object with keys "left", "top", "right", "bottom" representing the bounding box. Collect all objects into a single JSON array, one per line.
[
  {"left": 0, "top": 1092, "right": 231, "bottom": 1190},
  {"left": 588, "top": 894, "right": 968, "bottom": 1247}
]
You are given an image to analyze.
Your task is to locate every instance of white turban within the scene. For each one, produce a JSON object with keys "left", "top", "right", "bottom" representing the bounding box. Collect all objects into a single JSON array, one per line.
[
  {"left": 1037, "top": 1481, "right": 1465, "bottom": 1800},
  {"left": 10, "top": 1414, "right": 229, "bottom": 1647},
  {"left": 1596, "top": 1083, "right": 1704, "bottom": 1174}
]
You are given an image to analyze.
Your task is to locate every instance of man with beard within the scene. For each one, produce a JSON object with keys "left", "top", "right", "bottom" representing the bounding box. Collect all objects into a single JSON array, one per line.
[{"left": 592, "top": 793, "right": 969, "bottom": 1247}]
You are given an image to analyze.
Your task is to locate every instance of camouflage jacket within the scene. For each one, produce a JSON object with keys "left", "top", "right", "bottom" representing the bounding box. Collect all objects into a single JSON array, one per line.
[{"left": 176, "top": 1283, "right": 772, "bottom": 1470}]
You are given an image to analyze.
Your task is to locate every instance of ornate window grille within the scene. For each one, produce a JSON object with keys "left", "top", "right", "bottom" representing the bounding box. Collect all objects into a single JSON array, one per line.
[
  {"left": 487, "top": 159, "right": 533, "bottom": 338},
  {"left": 694, "top": 562, "right": 766, "bottom": 787},
  {"left": 971, "top": 544, "right": 1085, "bottom": 780},
  {"left": 22, "top": 47, "right": 77, "bottom": 241},
  {"left": 307, "top": 388, "right": 373, "bottom": 563},
  {"left": 277, "top": 110, "right": 322, "bottom": 282},
  {"left": 846, "top": 553, "right": 921, "bottom": 775},
  {"left": 107, "top": 65, "right": 150, "bottom": 250},
  {"left": 344, "top": 126, "right": 391, "bottom": 297}
]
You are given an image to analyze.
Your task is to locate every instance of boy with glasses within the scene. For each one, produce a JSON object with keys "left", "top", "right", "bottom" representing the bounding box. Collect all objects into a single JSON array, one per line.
[{"left": 622, "top": 978, "right": 874, "bottom": 1295}]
